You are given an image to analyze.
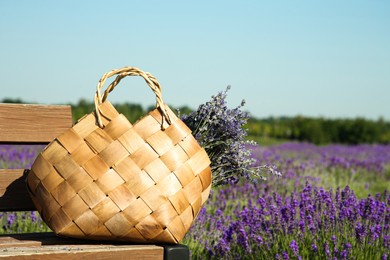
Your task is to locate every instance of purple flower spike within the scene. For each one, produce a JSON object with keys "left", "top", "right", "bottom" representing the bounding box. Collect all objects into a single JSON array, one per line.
[
  {"left": 311, "top": 243, "right": 318, "bottom": 253},
  {"left": 289, "top": 240, "right": 299, "bottom": 256},
  {"left": 7, "top": 213, "right": 15, "bottom": 226}
]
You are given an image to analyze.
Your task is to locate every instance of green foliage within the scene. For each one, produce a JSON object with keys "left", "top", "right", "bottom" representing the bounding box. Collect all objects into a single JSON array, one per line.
[
  {"left": 1, "top": 98, "right": 23, "bottom": 103},
  {"left": 246, "top": 116, "right": 390, "bottom": 145},
  {"left": 2, "top": 98, "right": 389, "bottom": 144},
  {"left": 71, "top": 98, "right": 95, "bottom": 121}
]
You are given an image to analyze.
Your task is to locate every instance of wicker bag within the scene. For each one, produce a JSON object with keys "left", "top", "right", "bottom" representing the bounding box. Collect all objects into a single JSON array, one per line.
[{"left": 27, "top": 66, "right": 212, "bottom": 243}]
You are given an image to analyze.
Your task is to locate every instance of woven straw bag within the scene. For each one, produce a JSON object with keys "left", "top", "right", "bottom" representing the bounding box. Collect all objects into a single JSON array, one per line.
[{"left": 27, "top": 66, "right": 212, "bottom": 243}]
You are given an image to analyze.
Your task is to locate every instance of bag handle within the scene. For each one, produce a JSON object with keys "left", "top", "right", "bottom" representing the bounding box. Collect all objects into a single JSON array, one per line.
[{"left": 94, "top": 66, "right": 172, "bottom": 128}]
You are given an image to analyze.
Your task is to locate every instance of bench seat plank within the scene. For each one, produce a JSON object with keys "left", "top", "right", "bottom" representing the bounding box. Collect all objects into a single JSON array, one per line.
[
  {"left": 0, "top": 245, "right": 163, "bottom": 259},
  {"left": 0, "top": 236, "right": 41, "bottom": 248},
  {"left": 0, "top": 233, "right": 163, "bottom": 259}
]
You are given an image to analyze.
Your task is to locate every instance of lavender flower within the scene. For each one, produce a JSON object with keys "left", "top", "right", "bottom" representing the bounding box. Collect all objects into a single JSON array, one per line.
[
  {"left": 282, "top": 251, "right": 290, "bottom": 260},
  {"left": 331, "top": 235, "right": 337, "bottom": 246},
  {"left": 355, "top": 222, "right": 366, "bottom": 242},
  {"left": 384, "top": 235, "right": 389, "bottom": 248},
  {"left": 30, "top": 211, "right": 38, "bottom": 223},
  {"left": 289, "top": 240, "right": 299, "bottom": 256},
  {"left": 7, "top": 214, "right": 15, "bottom": 226},
  {"left": 311, "top": 243, "right": 318, "bottom": 253},
  {"left": 180, "top": 86, "right": 281, "bottom": 186},
  {"left": 323, "top": 242, "right": 331, "bottom": 258}
]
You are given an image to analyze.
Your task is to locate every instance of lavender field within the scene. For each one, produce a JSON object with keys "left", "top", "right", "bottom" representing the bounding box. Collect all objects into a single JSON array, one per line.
[
  {"left": 1, "top": 143, "right": 389, "bottom": 259},
  {"left": 183, "top": 143, "right": 390, "bottom": 259}
]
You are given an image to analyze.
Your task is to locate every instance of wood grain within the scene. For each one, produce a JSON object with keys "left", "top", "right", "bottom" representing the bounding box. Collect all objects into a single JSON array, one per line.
[
  {"left": 0, "top": 104, "right": 72, "bottom": 142},
  {"left": 0, "top": 233, "right": 163, "bottom": 259}
]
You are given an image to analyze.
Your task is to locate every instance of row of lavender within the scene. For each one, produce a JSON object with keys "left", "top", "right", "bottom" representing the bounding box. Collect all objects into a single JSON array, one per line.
[
  {"left": 183, "top": 143, "right": 390, "bottom": 259},
  {"left": 1, "top": 143, "right": 390, "bottom": 259},
  {"left": 0, "top": 144, "right": 45, "bottom": 169},
  {"left": 185, "top": 182, "right": 389, "bottom": 259},
  {"left": 0, "top": 144, "right": 49, "bottom": 233},
  {"left": 255, "top": 142, "right": 390, "bottom": 198}
]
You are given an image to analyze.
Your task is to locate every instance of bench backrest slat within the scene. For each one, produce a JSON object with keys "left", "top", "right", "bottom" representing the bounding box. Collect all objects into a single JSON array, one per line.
[
  {"left": 0, "top": 103, "right": 72, "bottom": 143},
  {"left": 0, "top": 103, "right": 73, "bottom": 211}
]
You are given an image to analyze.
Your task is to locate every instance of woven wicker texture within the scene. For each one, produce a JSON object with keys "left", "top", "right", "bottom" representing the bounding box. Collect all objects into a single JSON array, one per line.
[{"left": 27, "top": 66, "right": 212, "bottom": 243}]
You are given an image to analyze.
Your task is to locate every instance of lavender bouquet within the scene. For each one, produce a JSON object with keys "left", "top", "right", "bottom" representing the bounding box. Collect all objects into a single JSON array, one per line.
[{"left": 180, "top": 86, "right": 281, "bottom": 187}]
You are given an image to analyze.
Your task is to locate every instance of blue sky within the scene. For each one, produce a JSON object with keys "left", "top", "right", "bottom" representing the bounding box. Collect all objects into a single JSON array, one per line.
[{"left": 1, "top": 1, "right": 389, "bottom": 120}]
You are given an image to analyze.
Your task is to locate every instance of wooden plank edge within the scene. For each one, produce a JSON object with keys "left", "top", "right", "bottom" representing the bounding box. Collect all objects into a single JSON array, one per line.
[{"left": 0, "top": 244, "right": 164, "bottom": 259}]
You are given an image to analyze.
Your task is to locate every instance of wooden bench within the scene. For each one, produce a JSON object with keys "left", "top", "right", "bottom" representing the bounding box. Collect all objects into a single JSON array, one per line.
[{"left": 0, "top": 103, "right": 190, "bottom": 259}]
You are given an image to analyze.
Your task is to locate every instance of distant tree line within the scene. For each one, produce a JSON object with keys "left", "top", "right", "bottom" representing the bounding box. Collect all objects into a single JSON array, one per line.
[
  {"left": 246, "top": 116, "right": 390, "bottom": 145},
  {"left": 2, "top": 98, "right": 389, "bottom": 144}
]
